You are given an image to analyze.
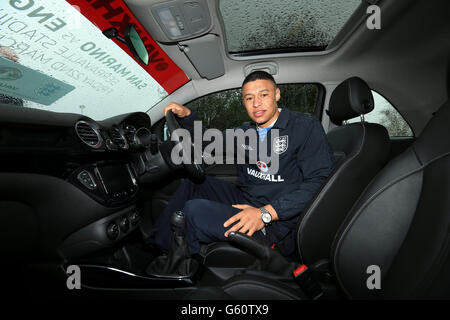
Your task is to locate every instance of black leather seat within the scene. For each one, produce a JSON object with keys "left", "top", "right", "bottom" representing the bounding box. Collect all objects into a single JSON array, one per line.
[
  {"left": 297, "top": 77, "right": 390, "bottom": 264},
  {"left": 189, "top": 95, "right": 450, "bottom": 299},
  {"left": 200, "top": 77, "right": 390, "bottom": 269}
]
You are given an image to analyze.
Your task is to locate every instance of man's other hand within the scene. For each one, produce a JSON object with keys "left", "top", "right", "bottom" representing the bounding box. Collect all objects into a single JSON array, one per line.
[
  {"left": 164, "top": 102, "right": 191, "bottom": 118},
  {"left": 224, "top": 204, "right": 264, "bottom": 237}
]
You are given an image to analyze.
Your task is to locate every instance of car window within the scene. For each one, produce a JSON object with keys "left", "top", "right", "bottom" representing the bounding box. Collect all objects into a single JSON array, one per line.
[
  {"left": 346, "top": 91, "right": 414, "bottom": 137},
  {"left": 185, "top": 83, "right": 320, "bottom": 131},
  {"left": 219, "top": 0, "right": 361, "bottom": 54}
]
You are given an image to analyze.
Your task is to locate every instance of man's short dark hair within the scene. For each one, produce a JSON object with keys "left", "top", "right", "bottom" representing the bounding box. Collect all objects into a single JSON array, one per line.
[{"left": 242, "top": 70, "right": 277, "bottom": 88}]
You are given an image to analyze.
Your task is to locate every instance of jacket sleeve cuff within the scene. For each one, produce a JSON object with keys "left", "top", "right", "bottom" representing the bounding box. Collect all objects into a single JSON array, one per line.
[
  {"left": 178, "top": 109, "right": 197, "bottom": 123},
  {"left": 269, "top": 200, "right": 287, "bottom": 221}
]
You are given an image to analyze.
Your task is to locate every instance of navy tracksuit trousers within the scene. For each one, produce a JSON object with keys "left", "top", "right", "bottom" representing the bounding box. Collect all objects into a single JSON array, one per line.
[{"left": 147, "top": 176, "right": 271, "bottom": 255}]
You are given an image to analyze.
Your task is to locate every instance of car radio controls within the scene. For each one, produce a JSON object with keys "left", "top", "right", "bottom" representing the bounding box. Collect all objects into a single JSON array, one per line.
[
  {"left": 119, "top": 216, "right": 130, "bottom": 232},
  {"left": 128, "top": 211, "right": 140, "bottom": 226},
  {"left": 77, "top": 170, "right": 97, "bottom": 190},
  {"left": 106, "top": 222, "right": 119, "bottom": 240}
]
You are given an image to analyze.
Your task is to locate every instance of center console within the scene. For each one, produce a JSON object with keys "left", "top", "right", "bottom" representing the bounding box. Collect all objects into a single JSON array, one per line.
[
  {"left": 69, "top": 161, "right": 138, "bottom": 206},
  {"left": 59, "top": 161, "right": 141, "bottom": 259},
  {"left": 59, "top": 162, "right": 207, "bottom": 295}
]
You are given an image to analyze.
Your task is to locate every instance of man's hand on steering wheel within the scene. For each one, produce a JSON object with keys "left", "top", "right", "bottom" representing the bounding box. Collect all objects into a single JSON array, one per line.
[
  {"left": 164, "top": 102, "right": 205, "bottom": 181},
  {"left": 164, "top": 102, "right": 191, "bottom": 118}
]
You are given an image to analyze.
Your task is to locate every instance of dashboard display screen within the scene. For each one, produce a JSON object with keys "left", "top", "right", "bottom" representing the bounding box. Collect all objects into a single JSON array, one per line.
[{"left": 97, "top": 165, "right": 135, "bottom": 194}]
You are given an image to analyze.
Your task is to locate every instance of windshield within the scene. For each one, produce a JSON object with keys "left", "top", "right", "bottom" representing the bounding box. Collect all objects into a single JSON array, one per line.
[{"left": 0, "top": 0, "right": 188, "bottom": 120}]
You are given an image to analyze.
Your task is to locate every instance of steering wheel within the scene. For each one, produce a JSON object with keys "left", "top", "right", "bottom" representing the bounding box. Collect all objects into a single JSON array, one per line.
[{"left": 165, "top": 110, "right": 206, "bottom": 181}]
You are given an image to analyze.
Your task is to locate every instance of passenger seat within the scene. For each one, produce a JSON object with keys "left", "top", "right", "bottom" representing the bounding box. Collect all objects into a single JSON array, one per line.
[{"left": 296, "top": 77, "right": 390, "bottom": 264}]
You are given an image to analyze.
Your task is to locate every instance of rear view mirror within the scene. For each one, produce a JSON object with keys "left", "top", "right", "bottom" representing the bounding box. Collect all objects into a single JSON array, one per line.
[
  {"left": 103, "top": 24, "right": 149, "bottom": 65},
  {"left": 125, "top": 24, "right": 149, "bottom": 65}
]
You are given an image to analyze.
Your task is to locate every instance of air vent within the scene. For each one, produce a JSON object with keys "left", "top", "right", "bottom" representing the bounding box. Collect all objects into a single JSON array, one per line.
[
  {"left": 110, "top": 127, "right": 128, "bottom": 149},
  {"left": 75, "top": 121, "right": 102, "bottom": 149}
]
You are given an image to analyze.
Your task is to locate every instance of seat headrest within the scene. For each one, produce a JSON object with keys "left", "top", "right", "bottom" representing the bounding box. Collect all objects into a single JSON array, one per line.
[{"left": 328, "top": 77, "right": 375, "bottom": 125}]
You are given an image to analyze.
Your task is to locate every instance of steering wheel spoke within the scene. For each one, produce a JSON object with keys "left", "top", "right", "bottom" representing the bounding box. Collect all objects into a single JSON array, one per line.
[{"left": 165, "top": 110, "right": 206, "bottom": 181}]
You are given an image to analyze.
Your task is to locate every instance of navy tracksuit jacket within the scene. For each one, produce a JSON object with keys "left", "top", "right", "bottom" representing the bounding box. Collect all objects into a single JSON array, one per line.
[{"left": 149, "top": 107, "right": 334, "bottom": 256}]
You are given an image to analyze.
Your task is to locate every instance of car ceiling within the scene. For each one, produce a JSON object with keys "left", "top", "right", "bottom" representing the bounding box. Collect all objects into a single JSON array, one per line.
[{"left": 126, "top": 0, "right": 450, "bottom": 136}]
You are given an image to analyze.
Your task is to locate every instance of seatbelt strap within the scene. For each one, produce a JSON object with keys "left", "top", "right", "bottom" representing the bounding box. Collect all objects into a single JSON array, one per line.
[{"left": 293, "top": 264, "right": 324, "bottom": 300}]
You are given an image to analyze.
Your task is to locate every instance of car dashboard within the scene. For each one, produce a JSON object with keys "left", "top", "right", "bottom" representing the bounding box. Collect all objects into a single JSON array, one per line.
[
  {"left": 0, "top": 105, "right": 154, "bottom": 196},
  {"left": 0, "top": 104, "right": 164, "bottom": 260}
]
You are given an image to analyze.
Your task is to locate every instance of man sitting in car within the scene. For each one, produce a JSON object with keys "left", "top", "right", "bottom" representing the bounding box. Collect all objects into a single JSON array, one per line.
[{"left": 148, "top": 70, "right": 334, "bottom": 257}]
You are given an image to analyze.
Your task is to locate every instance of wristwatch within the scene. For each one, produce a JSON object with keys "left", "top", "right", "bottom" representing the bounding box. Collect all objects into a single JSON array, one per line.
[{"left": 260, "top": 207, "right": 272, "bottom": 226}]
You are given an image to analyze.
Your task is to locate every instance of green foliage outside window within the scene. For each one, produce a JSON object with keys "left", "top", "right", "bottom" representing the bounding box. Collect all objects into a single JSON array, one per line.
[
  {"left": 186, "top": 84, "right": 319, "bottom": 131},
  {"left": 346, "top": 91, "right": 414, "bottom": 137}
]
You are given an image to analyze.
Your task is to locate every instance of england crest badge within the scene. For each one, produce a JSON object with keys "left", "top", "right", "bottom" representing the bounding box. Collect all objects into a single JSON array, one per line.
[{"left": 273, "top": 135, "right": 288, "bottom": 154}]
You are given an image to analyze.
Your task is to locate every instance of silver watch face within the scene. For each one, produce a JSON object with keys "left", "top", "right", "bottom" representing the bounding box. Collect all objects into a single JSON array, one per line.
[
  {"left": 261, "top": 209, "right": 272, "bottom": 224},
  {"left": 262, "top": 213, "right": 271, "bottom": 224}
]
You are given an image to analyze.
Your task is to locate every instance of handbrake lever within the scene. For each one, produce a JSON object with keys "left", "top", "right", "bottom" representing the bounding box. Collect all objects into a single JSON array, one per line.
[
  {"left": 228, "top": 231, "right": 271, "bottom": 260},
  {"left": 228, "top": 232, "right": 295, "bottom": 277},
  {"left": 228, "top": 232, "right": 325, "bottom": 299}
]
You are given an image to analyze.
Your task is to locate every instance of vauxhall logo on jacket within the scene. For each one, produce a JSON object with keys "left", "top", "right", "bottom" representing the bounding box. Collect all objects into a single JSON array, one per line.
[{"left": 247, "top": 166, "right": 285, "bottom": 182}]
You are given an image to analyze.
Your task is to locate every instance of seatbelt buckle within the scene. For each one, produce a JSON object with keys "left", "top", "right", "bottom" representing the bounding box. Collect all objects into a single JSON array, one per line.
[{"left": 293, "top": 264, "right": 324, "bottom": 300}]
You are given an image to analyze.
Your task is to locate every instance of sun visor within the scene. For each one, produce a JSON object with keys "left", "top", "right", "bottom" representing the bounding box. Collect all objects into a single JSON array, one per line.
[{"left": 179, "top": 35, "right": 225, "bottom": 80}]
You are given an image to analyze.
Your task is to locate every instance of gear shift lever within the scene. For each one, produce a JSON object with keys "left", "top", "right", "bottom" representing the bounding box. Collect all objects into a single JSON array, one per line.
[
  {"left": 171, "top": 210, "right": 186, "bottom": 237},
  {"left": 146, "top": 211, "right": 198, "bottom": 277}
]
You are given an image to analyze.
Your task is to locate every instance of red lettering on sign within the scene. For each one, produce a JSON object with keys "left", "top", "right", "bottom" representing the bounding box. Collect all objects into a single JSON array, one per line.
[{"left": 90, "top": 0, "right": 124, "bottom": 19}]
